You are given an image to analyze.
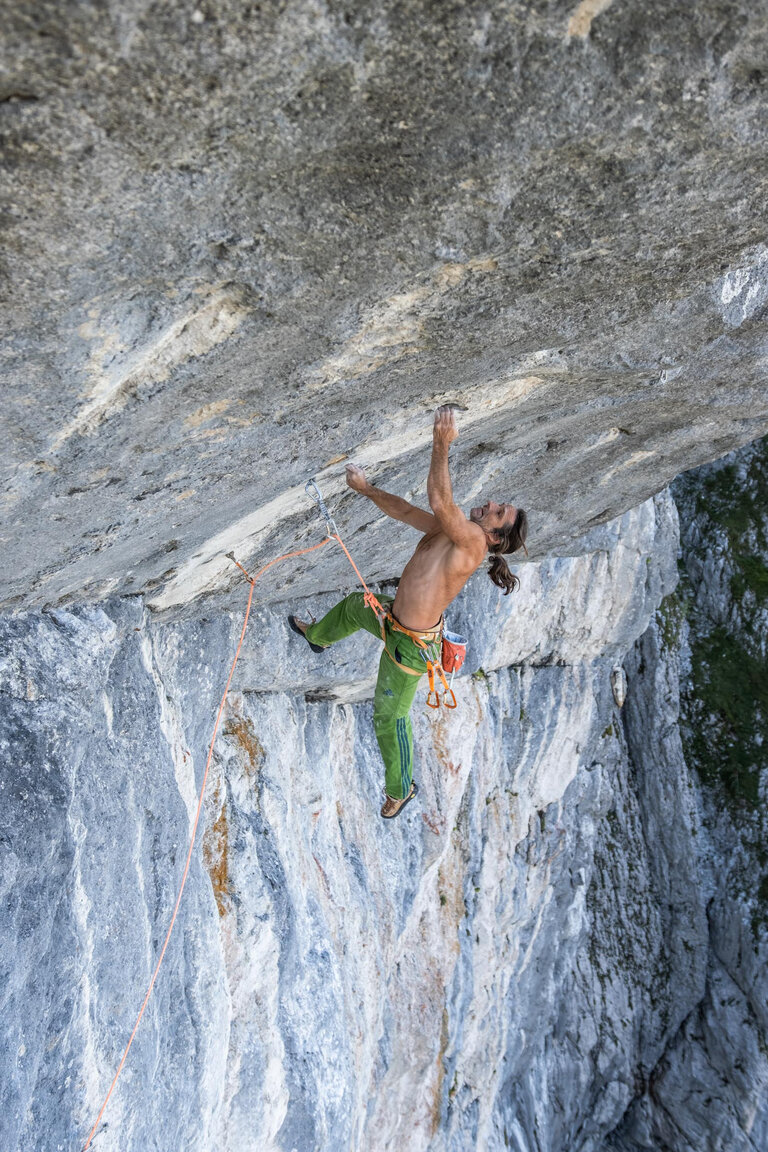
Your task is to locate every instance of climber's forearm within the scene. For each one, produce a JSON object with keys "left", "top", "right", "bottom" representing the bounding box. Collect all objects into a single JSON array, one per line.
[
  {"left": 427, "top": 440, "right": 454, "bottom": 513},
  {"left": 363, "top": 485, "right": 416, "bottom": 522}
]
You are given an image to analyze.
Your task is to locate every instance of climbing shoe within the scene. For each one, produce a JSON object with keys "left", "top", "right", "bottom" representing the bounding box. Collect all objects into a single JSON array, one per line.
[
  {"left": 289, "top": 614, "right": 328, "bottom": 654},
  {"left": 381, "top": 781, "right": 419, "bottom": 819}
]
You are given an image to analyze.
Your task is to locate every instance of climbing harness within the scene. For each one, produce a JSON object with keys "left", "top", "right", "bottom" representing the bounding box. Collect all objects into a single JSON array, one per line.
[
  {"left": 82, "top": 477, "right": 465, "bottom": 1149},
  {"left": 382, "top": 610, "right": 456, "bottom": 708}
]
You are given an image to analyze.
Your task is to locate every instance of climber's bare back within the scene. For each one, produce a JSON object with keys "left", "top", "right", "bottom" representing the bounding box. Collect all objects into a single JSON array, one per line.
[{"left": 392, "top": 523, "right": 485, "bottom": 631}]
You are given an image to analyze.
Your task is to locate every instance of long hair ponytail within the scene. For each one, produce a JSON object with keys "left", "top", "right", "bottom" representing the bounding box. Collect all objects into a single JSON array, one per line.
[{"left": 487, "top": 508, "right": 528, "bottom": 595}]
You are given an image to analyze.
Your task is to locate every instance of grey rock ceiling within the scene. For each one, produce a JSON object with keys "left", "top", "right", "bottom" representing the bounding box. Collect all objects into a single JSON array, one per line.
[{"left": 2, "top": 0, "right": 767, "bottom": 613}]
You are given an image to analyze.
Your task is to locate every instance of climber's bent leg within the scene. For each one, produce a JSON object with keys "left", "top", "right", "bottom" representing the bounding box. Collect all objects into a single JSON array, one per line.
[
  {"left": 373, "top": 650, "right": 422, "bottom": 800},
  {"left": 305, "top": 591, "right": 391, "bottom": 648}
]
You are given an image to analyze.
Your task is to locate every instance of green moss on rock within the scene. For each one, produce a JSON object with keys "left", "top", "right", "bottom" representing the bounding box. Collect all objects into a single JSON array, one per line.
[
  {"left": 685, "top": 626, "right": 766, "bottom": 810},
  {"left": 677, "top": 436, "right": 768, "bottom": 815},
  {"left": 731, "top": 552, "right": 768, "bottom": 606},
  {"left": 692, "top": 449, "right": 768, "bottom": 549},
  {"left": 657, "top": 587, "right": 691, "bottom": 651}
]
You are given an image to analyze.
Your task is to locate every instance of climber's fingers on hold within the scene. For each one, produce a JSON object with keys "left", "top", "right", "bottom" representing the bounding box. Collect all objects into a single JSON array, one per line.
[
  {"left": 433, "top": 405, "right": 458, "bottom": 442},
  {"left": 345, "top": 463, "right": 368, "bottom": 491}
]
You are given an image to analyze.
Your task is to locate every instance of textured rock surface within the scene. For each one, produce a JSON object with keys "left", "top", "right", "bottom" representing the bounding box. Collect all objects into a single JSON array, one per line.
[
  {"left": 605, "top": 438, "right": 768, "bottom": 1151},
  {"left": 3, "top": 442, "right": 768, "bottom": 1151},
  {"left": 3, "top": 0, "right": 768, "bottom": 1146},
  {"left": 2, "top": 0, "right": 768, "bottom": 611},
  {"left": 2, "top": 493, "right": 693, "bottom": 1151}
]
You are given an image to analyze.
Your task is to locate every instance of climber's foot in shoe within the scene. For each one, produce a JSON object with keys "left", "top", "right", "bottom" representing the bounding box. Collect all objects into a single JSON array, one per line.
[
  {"left": 289, "top": 614, "right": 328, "bottom": 654},
  {"left": 381, "top": 782, "right": 419, "bottom": 819}
]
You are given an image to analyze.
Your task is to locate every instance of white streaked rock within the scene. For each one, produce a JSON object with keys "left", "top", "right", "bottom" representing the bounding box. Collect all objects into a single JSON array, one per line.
[{"left": 1, "top": 476, "right": 760, "bottom": 1152}]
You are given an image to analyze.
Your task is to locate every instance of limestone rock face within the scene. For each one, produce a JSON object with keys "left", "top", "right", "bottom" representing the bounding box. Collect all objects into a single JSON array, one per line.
[
  {"left": 3, "top": 1, "right": 768, "bottom": 1147},
  {"left": 0, "top": 491, "right": 699, "bottom": 1152},
  {"left": 2, "top": 441, "right": 767, "bottom": 1151},
  {"left": 2, "top": 0, "right": 768, "bottom": 611}
]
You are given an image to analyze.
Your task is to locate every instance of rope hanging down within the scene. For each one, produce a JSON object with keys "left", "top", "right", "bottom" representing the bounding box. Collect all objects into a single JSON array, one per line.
[
  {"left": 305, "top": 477, "right": 387, "bottom": 621},
  {"left": 82, "top": 534, "right": 333, "bottom": 1150},
  {"left": 82, "top": 478, "right": 448, "bottom": 1148}
]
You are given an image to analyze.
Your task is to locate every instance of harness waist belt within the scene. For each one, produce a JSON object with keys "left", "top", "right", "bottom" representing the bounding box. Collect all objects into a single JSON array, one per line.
[{"left": 386, "top": 610, "right": 443, "bottom": 644}]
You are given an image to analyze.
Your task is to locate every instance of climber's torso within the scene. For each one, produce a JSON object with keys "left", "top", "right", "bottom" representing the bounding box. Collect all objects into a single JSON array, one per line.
[{"left": 392, "top": 527, "right": 485, "bottom": 631}]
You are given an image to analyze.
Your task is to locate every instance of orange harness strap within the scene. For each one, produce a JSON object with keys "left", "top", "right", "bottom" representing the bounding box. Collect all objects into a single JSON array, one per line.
[
  {"left": 382, "top": 611, "right": 456, "bottom": 709},
  {"left": 385, "top": 611, "right": 442, "bottom": 643}
]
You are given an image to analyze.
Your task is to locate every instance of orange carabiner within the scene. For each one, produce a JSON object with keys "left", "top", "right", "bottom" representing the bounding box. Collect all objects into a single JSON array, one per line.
[
  {"left": 436, "top": 663, "right": 452, "bottom": 699},
  {"left": 442, "top": 689, "right": 457, "bottom": 709},
  {"left": 425, "top": 662, "right": 440, "bottom": 708}
]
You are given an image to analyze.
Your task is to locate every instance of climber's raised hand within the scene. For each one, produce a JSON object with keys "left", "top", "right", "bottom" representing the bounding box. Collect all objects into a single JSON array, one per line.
[
  {"left": 345, "top": 463, "right": 369, "bottom": 494},
  {"left": 433, "top": 405, "right": 458, "bottom": 446}
]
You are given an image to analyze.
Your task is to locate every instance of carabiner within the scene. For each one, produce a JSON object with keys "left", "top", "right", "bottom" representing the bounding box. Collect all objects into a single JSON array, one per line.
[
  {"left": 305, "top": 477, "right": 339, "bottom": 537},
  {"left": 442, "top": 666, "right": 458, "bottom": 707},
  {"left": 425, "top": 662, "right": 440, "bottom": 708}
]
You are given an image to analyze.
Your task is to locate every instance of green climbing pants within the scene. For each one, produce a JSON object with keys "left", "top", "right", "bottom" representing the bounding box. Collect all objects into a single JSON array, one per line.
[{"left": 306, "top": 592, "right": 437, "bottom": 800}]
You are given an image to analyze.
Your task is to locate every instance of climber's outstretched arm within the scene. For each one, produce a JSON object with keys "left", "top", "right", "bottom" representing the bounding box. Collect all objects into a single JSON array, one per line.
[
  {"left": 428, "top": 407, "right": 486, "bottom": 553},
  {"left": 345, "top": 464, "right": 435, "bottom": 533}
]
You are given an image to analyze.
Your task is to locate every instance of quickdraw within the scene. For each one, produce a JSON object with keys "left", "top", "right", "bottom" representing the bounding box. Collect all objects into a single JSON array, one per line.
[
  {"left": 305, "top": 477, "right": 387, "bottom": 623},
  {"left": 304, "top": 478, "right": 339, "bottom": 538},
  {"left": 426, "top": 658, "right": 456, "bottom": 710}
]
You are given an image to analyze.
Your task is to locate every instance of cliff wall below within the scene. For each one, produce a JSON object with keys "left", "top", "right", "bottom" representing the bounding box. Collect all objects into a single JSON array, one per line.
[{"left": 0, "top": 473, "right": 758, "bottom": 1152}]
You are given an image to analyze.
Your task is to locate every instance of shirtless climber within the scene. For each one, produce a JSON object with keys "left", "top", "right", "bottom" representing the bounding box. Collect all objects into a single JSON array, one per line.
[{"left": 290, "top": 406, "right": 528, "bottom": 819}]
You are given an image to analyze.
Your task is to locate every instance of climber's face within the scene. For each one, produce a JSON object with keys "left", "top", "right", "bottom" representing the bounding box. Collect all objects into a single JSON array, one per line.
[{"left": 469, "top": 501, "right": 517, "bottom": 541}]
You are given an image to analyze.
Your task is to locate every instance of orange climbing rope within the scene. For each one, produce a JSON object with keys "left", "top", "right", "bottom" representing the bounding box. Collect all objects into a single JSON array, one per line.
[
  {"left": 82, "top": 536, "right": 332, "bottom": 1151},
  {"left": 82, "top": 476, "right": 458, "bottom": 1147},
  {"left": 328, "top": 531, "right": 387, "bottom": 619}
]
